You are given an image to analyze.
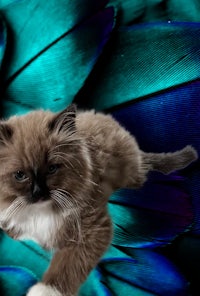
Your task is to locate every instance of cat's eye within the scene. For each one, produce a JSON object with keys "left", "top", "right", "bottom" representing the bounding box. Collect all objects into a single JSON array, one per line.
[
  {"left": 48, "top": 164, "right": 59, "bottom": 175},
  {"left": 14, "top": 171, "right": 27, "bottom": 182}
]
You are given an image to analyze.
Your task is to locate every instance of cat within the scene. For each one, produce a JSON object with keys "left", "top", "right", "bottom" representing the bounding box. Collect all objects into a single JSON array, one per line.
[{"left": 0, "top": 104, "right": 198, "bottom": 296}]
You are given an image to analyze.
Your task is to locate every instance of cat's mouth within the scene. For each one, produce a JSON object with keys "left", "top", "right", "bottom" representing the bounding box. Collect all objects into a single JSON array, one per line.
[{"left": 28, "top": 195, "right": 50, "bottom": 204}]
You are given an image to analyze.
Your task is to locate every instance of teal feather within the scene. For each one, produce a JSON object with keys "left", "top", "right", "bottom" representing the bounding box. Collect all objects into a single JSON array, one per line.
[
  {"left": 109, "top": 173, "right": 193, "bottom": 248},
  {"left": 76, "top": 22, "right": 200, "bottom": 110},
  {"left": 0, "top": 1, "right": 114, "bottom": 117},
  {"left": 0, "top": 0, "right": 109, "bottom": 79},
  {"left": 0, "top": 14, "right": 6, "bottom": 68},
  {"left": 81, "top": 245, "right": 189, "bottom": 296},
  {"left": 0, "top": 266, "right": 37, "bottom": 296}
]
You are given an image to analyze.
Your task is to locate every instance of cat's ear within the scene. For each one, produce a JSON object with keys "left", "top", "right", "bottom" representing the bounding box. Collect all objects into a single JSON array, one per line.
[
  {"left": 0, "top": 122, "right": 13, "bottom": 144},
  {"left": 49, "top": 104, "right": 77, "bottom": 133}
]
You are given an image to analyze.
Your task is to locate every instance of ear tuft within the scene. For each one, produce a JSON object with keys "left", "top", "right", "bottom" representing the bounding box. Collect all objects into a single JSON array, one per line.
[
  {"left": 0, "top": 122, "right": 13, "bottom": 144},
  {"left": 49, "top": 104, "right": 77, "bottom": 133}
]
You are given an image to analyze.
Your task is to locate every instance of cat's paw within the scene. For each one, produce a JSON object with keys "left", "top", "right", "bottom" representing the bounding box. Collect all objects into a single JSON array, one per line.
[{"left": 27, "top": 283, "right": 62, "bottom": 296}]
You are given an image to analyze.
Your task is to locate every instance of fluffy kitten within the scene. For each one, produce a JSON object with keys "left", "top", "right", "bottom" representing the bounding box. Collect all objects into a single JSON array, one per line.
[{"left": 0, "top": 105, "right": 197, "bottom": 296}]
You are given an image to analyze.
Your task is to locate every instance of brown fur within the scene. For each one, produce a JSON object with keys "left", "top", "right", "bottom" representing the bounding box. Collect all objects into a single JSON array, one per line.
[{"left": 0, "top": 105, "right": 198, "bottom": 295}]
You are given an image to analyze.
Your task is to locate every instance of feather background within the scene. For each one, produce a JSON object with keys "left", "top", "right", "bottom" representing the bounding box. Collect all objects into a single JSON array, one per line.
[
  {"left": 0, "top": 0, "right": 114, "bottom": 116},
  {"left": 0, "top": 0, "right": 200, "bottom": 295}
]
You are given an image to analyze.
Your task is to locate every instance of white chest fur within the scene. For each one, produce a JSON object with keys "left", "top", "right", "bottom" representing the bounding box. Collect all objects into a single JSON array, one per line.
[
  {"left": 1, "top": 201, "right": 65, "bottom": 249},
  {"left": 18, "top": 211, "right": 63, "bottom": 249}
]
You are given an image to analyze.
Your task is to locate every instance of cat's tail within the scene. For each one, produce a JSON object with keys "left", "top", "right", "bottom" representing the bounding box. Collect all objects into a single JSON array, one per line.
[{"left": 142, "top": 145, "right": 198, "bottom": 175}]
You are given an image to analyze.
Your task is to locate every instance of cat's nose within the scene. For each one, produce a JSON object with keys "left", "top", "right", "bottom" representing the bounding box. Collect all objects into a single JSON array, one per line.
[
  {"left": 32, "top": 184, "right": 41, "bottom": 200},
  {"left": 31, "top": 183, "right": 48, "bottom": 203}
]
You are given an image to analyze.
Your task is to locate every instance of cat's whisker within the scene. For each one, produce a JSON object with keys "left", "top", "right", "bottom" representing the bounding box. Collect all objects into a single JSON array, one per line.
[
  {"left": 61, "top": 202, "right": 82, "bottom": 243},
  {"left": 49, "top": 153, "right": 75, "bottom": 169},
  {"left": 50, "top": 151, "right": 68, "bottom": 157},
  {"left": 51, "top": 194, "right": 65, "bottom": 212},
  {"left": 56, "top": 187, "right": 94, "bottom": 209},
  {"left": 50, "top": 189, "right": 77, "bottom": 211},
  {"left": 68, "top": 210, "right": 82, "bottom": 243},
  {"left": 56, "top": 188, "right": 74, "bottom": 199},
  {"left": 56, "top": 194, "right": 77, "bottom": 211},
  {"left": 0, "top": 197, "right": 27, "bottom": 224},
  {"left": 53, "top": 190, "right": 72, "bottom": 202},
  {"left": 8, "top": 200, "right": 26, "bottom": 218},
  {"left": 52, "top": 140, "right": 83, "bottom": 150},
  {"left": 5, "top": 204, "right": 22, "bottom": 222},
  {"left": 50, "top": 152, "right": 85, "bottom": 172},
  {"left": 4, "top": 199, "right": 23, "bottom": 218},
  {"left": 50, "top": 190, "right": 82, "bottom": 243},
  {"left": 50, "top": 137, "right": 83, "bottom": 150},
  {"left": 54, "top": 189, "right": 81, "bottom": 212},
  {"left": 64, "top": 153, "right": 84, "bottom": 167},
  {"left": 52, "top": 193, "right": 70, "bottom": 210},
  {"left": 87, "top": 179, "right": 99, "bottom": 187}
]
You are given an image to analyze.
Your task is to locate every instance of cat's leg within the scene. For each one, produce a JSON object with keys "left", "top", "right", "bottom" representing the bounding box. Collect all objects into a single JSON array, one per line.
[
  {"left": 26, "top": 246, "right": 98, "bottom": 296},
  {"left": 27, "top": 215, "right": 112, "bottom": 296}
]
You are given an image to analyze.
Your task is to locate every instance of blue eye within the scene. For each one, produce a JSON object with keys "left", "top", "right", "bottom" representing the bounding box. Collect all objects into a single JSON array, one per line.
[
  {"left": 14, "top": 171, "right": 27, "bottom": 182},
  {"left": 48, "top": 164, "right": 59, "bottom": 174}
]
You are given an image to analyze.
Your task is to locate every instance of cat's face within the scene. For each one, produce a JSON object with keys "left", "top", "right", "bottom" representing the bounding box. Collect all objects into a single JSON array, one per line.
[{"left": 0, "top": 106, "right": 93, "bottom": 239}]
